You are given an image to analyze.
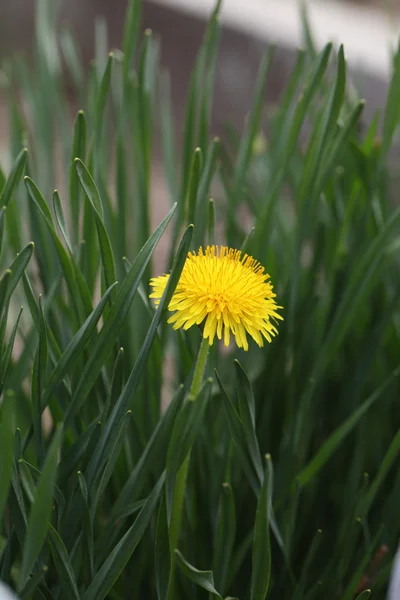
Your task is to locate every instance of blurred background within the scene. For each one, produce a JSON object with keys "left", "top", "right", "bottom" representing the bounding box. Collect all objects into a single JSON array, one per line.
[{"left": 0, "top": 0, "right": 399, "bottom": 155}]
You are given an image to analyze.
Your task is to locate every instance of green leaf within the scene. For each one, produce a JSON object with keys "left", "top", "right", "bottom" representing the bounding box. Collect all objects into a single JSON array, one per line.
[
  {"left": 207, "top": 198, "right": 215, "bottom": 245},
  {"left": 292, "top": 529, "right": 323, "bottom": 600},
  {"left": 5, "top": 242, "right": 34, "bottom": 306},
  {"left": 215, "top": 370, "right": 260, "bottom": 494},
  {"left": 296, "top": 366, "right": 400, "bottom": 489},
  {"left": 31, "top": 296, "right": 48, "bottom": 460},
  {"left": 75, "top": 158, "right": 117, "bottom": 295},
  {"left": 354, "top": 591, "right": 371, "bottom": 599},
  {"left": 232, "top": 48, "right": 273, "bottom": 203},
  {"left": 193, "top": 137, "right": 219, "bottom": 247},
  {"left": 77, "top": 471, "right": 95, "bottom": 581},
  {"left": 0, "top": 394, "right": 15, "bottom": 519},
  {"left": 381, "top": 40, "right": 400, "bottom": 162},
  {"left": 187, "top": 147, "right": 203, "bottom": 225},
  {"left": 166, "top": 379, "right": 212, "bottom": 521},
  {"left": 43, "top": 282, "right": 117, "bottom": 407},
  {"left": 250, "top": 455, "right": 271, "bottom": 600},
  {"left": 83, "top": 472, "right": 165, "bottom": 600},
  {"left": 358, "top": 427, "right": 400, "bottom": 517},
  {"left": 52, "top": 189, "right": 73, "bottom": 254},
  {"left": 155, "top": 494, "right": 171, "bottom": 600},
  {"left": 0, "top": 306, "right": 23, "bottom": 394},
  {"left": 58, "top": 420, "right": 101, "bottom": 483},
  {"left": 69, "top": 110, "right": 87, "bottom": 243},
  {"left": 111, "top": 385, "right": 185, "bottom": 520},
  {"left": 234, "top": 360, "right": 263, "bottom": 486},
  {"left": 0, "top": 270, "right": 11, "bottom": 319},
  {"left": 175, "top": 549, "right": 222, "bottom": 598},
  {"left": 0, "top": 147, "right": 27, "bottom": 207},
  {"left": 213, "top": 483, "right": 236, "bottom": 595},
  {"left": 0, "top": 205, "right": 7, "bottom": 257},
  {"left": 64, "top": 202, "right": 176, "bottom": 425},
  {"left": 18, "top": 425, "right": 63, "bottom": 591},
  {"left": 122, "top": 0, "right": 141, "bottom": 80},
  {"left": 19, "top": 565, "right": 47, "bottom": 599},
  {"left": 48, "top": 525, "right": 80, "bottom": 600},
  {"left": 84, "top": 224, "right": 193, "bottom": 488},
  {"left": 94, "top": 52, "right": 113, "bottom": 137},
  {"left": 24, "top": 176, "right": 90, "bottom": 320},
  {"left": 90, "top": 410, "right": 132, "bottom": 519}
]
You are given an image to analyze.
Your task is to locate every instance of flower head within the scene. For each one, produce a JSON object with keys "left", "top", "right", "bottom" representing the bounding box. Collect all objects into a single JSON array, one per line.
[{"left": 150, "top": 245, "right": 283, "bottom": 351}]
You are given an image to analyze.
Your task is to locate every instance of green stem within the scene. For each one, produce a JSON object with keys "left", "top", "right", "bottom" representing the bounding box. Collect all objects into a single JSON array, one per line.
[{"left": 167, "top": 336, "right": 209, "bottom": 598}]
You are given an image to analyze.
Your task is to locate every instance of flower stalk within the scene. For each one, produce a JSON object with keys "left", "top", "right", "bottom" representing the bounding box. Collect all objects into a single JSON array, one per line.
[{"left": 167, "top": 337, "right": 209, "bottom": 598}]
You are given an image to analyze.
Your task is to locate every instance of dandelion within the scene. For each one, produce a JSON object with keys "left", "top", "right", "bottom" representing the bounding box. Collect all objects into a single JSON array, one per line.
[{"left": 150, "top": 245, "right": 283, "bottom": 351}]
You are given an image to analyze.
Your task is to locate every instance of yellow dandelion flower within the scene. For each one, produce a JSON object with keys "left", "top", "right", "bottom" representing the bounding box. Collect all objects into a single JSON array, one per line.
[{"left": 150, "top": 245, "right": 283, "bottom": 351}]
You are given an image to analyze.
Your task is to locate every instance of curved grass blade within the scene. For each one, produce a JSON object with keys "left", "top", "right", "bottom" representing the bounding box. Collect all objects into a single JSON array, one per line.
[
  {"left": 110, "top": 385, "right": 185, "bottom": 521},
  {"left": 53, "top": 190, "right": 73, "bottom": 254},
  {"left": 83, "top": 472, "right": 165, "bottom": 600},
  {"left": 48, "top": 525, "right": 80, "bottom": 600},
  {"left": 77, "top": 471, "right": 95, "bottom": 582},
  {"left": 24, "top": 176, "right": 89, "bottom": 320},
  {"left": 0, "top": 147, "right": 27, "bottom": 207},
  {"left": 155, "top": 494, "right": 171, "bottom": 600},
  {"left": 0, "top": 307, "right": 23, "bottom": 395},
  {"left": 234, "top": 360, "right": 263, "bottom": 486},
  {"left": 5, "top": 242, "right": 34, "bottom": 306},
  {"left": 296, "top": 366, "right": 400, "bottom": 489},
  {"left": 250, "top": 455, "right": 272, "bottom": 600},
  {"left": 175, "top": 549, "right": 222, "bottom": 598},
  {"left": 84, "top": 224, "right": 192, "bottom": 487},
  {"left": 43, "top": 282, "right": 117, "bottom": 406},
  {"left": 187, "top": 147, "right": 202, "bottom": 225},
  {"left": 18, "top": 425, "right": 63, "bottom": 591},
  {"left": 0, "top": 394, "right": 15, "bottom": 519},
  {"left": 69, "top": 110, "right": 87, "bottom": 243},
  {"left": 75, "top": 158, "right": 117, "bottom": 296},
  {"left": 213, "top": 483, "right": 236, "bottom": 595},
  {"left": 64, "top": 203, "right": 176, "bottom": 426},
  {"left": 215, "top": 370, "right": 260, "bottom": 495}
]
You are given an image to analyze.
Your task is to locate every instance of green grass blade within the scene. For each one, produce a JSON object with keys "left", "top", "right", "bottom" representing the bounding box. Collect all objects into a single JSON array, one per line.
[
  {"left": 0, "top": 306, "right": 23, "bottom": 395},
  {"left": 64, "top": 203, "right": 176, "bottom": 425},
  {"left": 48, "top": 525, "right": 80, "bottom": 600},
  {"left": 84, "top": 224, "right": 193, "bottom": 487},
  {"left": 18, "top": 425, "right": 63, "bottom": 591},
  {"left": 234, "top": 360, "right": 263, "bottom": 486},
  {"left": 358, "top": 427, "right": 400, "bottom": 518},
  {"left": 0, "top": 394, "right": 15, "bottom": 520},
  {"left": 175, "top": 549, "right": 222, "bottom": 598},
  {"left": 43, "top": 282, "right": 117, "bottom": 407},
  {"left": 155, "top": 494, "right": 171, "bottom": 600},
  {"left": 110, "top": 385, "right": 185, "bottom": 521},
  {"left": 75, "top": 158, "right": 117, "bottom": 296},
  {"left": 122, "top": 0, "right": 141, "bottom": 81},
  {"left": 296, "top": 366, "right": 400, "bottom": 489},
  {"left": 6, "top": 243, "right": 34, "bottom": 307},
  {"left": 0, "top": 148, "right": 27, "bottom": 208},
  {"left": 83, "top": 472, "right": 165, "bottom": 600},
  {"left": 69, "top": 110, "right": 87, "bottom": 244},
  {"left": 187, "top": 147, "right": 203, "bottom": 225},
  {"left": 215, "top": 369, "right": 260, "bottom": 495},
  {"left": 52, "top": 190, "right": 73, "bottom": 254},
  {"left": 213, "top": 483, "right": 236, "bottom": 595},
  {"left": 250, "top": 455, "right": 272, "bottom": 600}
]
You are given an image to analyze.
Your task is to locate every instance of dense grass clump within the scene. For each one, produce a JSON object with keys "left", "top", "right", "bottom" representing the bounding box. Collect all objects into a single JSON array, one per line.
[{"left": 0, "top": 1, "right": 399, "bottom": 598}]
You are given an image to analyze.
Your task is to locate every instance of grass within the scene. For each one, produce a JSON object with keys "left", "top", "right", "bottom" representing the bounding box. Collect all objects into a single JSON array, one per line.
[{"left": 0, "top": 0, "right": 400, "bottom": 598}]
